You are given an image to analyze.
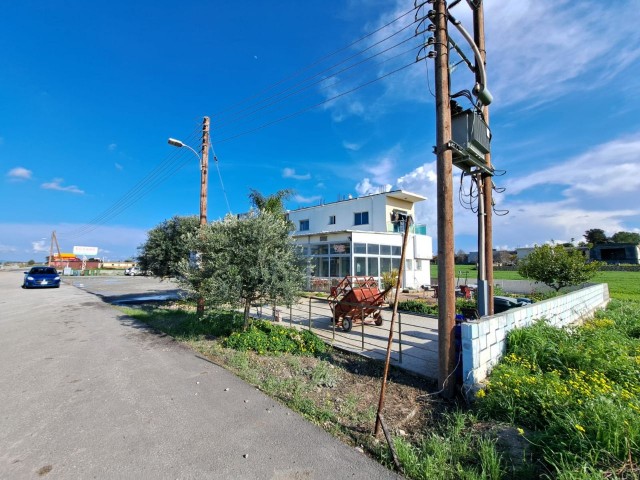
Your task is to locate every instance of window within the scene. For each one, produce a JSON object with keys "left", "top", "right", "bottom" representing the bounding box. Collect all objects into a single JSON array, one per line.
[
  {"left": 367, "top": 244, "right": 380, "bottom": 255},
  {"left": 329, "top": 215, "right": 336, "bottom": 225},
  {"left": 354, "top": 211, "right": 369, "bottom": 226},
  {"left": 367, "top": 257, "right": 379, "bottom": 276},
  {"left": 353, "top": 243, "right": 366, "bottom": 254},
  {"left": 299, "top": 219, "right": 309, "bottom": 231},
  {"left": 354, "top": 257, "right": 366, "bottom": 275},
  {"left": 392, "top": 246, "right": 401, "bottom": 256},
  {"left": 405, "top": 259, "right": 413, "bottom": 271},
  {"left": 380, "top": 245, "right": 391, "bottom": 255},
  {"left": 416, "top": 259, "right": 422, "bottom": 271}
]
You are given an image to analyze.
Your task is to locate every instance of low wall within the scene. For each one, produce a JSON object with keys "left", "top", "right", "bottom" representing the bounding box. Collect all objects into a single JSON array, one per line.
[{"left": 460, "top": 283, "right": 610, "bottom": 387}]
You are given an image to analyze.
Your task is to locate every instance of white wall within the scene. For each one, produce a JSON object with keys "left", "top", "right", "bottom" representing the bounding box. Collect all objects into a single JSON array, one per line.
[{"left": 461, "top": 283, "right": 610, "bottom": 387}]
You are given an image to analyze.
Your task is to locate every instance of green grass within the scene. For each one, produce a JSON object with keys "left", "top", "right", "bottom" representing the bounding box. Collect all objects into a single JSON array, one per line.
[
  {"left": 475, "top": 299, "right": 640, "bottom": 477},
  {"left": 432, "top": 265, "right": 640, "bottom": 301}
]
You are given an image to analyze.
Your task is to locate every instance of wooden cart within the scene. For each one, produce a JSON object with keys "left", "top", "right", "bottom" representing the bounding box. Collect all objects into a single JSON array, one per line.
[{"left": 328, "top": 276, "right": 391, "bottom": 332}]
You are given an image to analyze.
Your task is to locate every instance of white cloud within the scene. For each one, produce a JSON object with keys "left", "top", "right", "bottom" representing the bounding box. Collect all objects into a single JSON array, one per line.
[
  {"left": 506, "top": 134, "right": 640, "bottom": 199},
  {"left": 293, "top": 194, "right": 322, "bottom": 204},
  {"left": 115, "top": 163, "right": 123, "bottom": 171},
  {"left": 355, "top": 178, "right": 392, "bottom": 196},
  {"left": 282, "top": 167, "right": 311, "bottom": 180},
  {"left": 484, "top": 0, "right": 640, "bottom": 107},
  {"left": 108, "top": 143, "right": 117, "bottom": 151},
  {"left": 342, "top": 141, "right": 362, "bottom": 151},
  {"left": 6, "top": 167, "right": 32, "bottom": 181},
  {"left": 0, "top": 244, "right": 17, "bottom": 254},
  {"left": 31, "top": 239, "right": 48, "bottom": 253},
  {"left": 41, "top": 178, "right": 85, "bottom": 194}
]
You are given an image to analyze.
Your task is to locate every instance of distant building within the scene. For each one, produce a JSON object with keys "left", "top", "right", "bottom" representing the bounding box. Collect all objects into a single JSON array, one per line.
[
  {"left": 46, "top": 253, "right": 100, "bottom": 270},
  {"left": 287, "top": 190, "right": 433, "bottom": 290},
  {"left": 590, "top": 243, "right": 640, "bottom": 264}
]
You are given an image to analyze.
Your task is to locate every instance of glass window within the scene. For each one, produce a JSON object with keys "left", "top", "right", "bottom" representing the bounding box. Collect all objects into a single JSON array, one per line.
[
  {"left": 392, "top": 246, "right": 401, "bottom": 256},
  {"left": 392, "top": 258, "right": 401, "bottom": 270},
  {"left": 380, "top": 257, "right": 392, "bottom": 273},
  {"left": 353, "top": 243, "right": 366, "bottom": 254},
  {"left": 329, "top": 258, "right": 341, "bottom": 277},
  {"left": 367, "top": 257, "right": 379, "bottom": 276},
  {"left": 416, "top": 259, "right": 422, "bottom": 271},
  {"left": 313, "top": 257, "right": 329, "bottom": 277},
  {"left": 354, "top": 211, "right": 369, "bottom": 225},
  {"left": 340, "top": 257, "right": 351, "bottom": 276},
  {"left": 331, "top": 242, "right": 350, "bottom": 254},
  {"left": 380, "top": 245, "right": 391, "bottom": 255},
  {"left": 405, "top": 259, "right": 413, "bottom": 271},
  {"left": 311, "top": 244, "right": 328, "bottom": 255},
  {"left": 354, "top": 257, "right": 366, "bottom": 275},
  {"left": 329, "top": 215, "right": 336, "bottom": 225},
  {"left": 299, "top": 219, "right": 309, "bottom": 231},
  {"left": 367, "top": 244, "right": 379, "bottom": 255}
]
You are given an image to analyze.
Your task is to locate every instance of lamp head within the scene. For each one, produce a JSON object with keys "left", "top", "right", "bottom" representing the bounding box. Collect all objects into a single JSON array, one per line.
[{"left": 168, "top": 138, "right": 185, "bottom": 148}]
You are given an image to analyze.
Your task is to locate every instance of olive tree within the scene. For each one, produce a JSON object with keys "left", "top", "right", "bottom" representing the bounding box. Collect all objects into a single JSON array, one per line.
[
  {"left": 179, "top": 212, "right": 304, "bottom": 328},
  {"left": 518, "top": 244, "right": 601, "bottom": 292},
  {"left": 137, "top": 215, "right": 200, "bottom": 278}
]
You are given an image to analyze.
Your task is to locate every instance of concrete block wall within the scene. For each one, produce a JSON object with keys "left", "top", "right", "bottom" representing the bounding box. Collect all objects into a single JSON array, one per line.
[{"left": 461, "top": 283, "right": 610, "bottom": 387}]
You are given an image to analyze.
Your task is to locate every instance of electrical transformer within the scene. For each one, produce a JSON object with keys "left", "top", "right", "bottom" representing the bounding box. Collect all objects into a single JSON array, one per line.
[{"left": 450, "top": 109, "right": 492, "bottom": 174}]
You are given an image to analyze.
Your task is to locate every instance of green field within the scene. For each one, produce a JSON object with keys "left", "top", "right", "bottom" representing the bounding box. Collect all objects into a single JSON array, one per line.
[{"left": 431, "top": 264, "right": 640, "bottom": 302}]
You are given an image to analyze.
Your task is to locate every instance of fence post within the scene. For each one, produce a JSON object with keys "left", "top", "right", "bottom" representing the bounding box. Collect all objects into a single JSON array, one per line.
[
  {"left": 361, "top": 304, "right": 365, "bottom": 350},
  {"left": 332, "top": 302, "right": 336, "bottom": 343},
  {"left": 398, "top": 312, "right": 403, "bottom": 364},
  {"left": 308, "top": 297, "right": 312, "bottom": 331}
]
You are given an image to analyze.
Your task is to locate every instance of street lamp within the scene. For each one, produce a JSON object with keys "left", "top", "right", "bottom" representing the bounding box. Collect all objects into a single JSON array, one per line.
[
  {"left": 167, "top": 138, "right": 204, "bottom": 170},
  {"left": 167, "top": 117, "right": 210, "bottom": 316}
]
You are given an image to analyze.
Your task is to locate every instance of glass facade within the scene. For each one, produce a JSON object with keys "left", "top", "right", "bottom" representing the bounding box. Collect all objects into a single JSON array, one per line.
[{"left": 303, "top": 240, "right": 404, "bottom": 280}]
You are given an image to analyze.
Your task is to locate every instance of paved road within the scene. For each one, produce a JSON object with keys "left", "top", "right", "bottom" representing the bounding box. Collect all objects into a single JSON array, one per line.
[{"left": 0, "top": 271, "right": 398, "bottom": 479}]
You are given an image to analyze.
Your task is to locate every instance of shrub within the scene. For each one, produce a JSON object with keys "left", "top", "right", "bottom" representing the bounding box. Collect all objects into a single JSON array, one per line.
[{"left": 224, "top": 320, "right": 326, "bottom": 355}]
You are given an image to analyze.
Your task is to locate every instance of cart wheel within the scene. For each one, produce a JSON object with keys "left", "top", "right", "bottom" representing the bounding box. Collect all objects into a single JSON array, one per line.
[
  {"left": 342, "top": 317, "right": 352, "bottom": 332},
  {"left": 374, "top": 313, "right": 383, "bottom": 326}
]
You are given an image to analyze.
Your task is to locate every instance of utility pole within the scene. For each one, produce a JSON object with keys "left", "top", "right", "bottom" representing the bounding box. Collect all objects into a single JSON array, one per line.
[
  {"left": 473, "top": 1, "right": 494, "bottom": 314},
  {"left": 200, "top": 116, "right": 210, "bottom": 227},
  {"left": 196, "top": 116, "right": 210, "bottom": 316},
  {"left": 434, "top": 0, "right": 457, "bottom": 398},
  {"left": 473, "top": 0, "right": 493, "bottom": 315}
]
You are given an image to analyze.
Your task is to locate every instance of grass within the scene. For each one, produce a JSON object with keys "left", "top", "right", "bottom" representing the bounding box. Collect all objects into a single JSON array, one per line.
[
  {"left": 432, "top": 265, "right": 640, "bottom": 302},
  {"left": 475, "top": 299, "right": 640, "bottom": 477}
]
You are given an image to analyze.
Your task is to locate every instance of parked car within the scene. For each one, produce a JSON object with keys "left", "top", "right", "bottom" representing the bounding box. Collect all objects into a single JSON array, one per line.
[
  {"left": 493, "top": 295, "right": 531, "bottom": 314},
  {"left": 23, "top": 266, "right": 61, "bottom": 288},
  {"left": 124, "top": 266, "right": 145, "bottom": 276}
]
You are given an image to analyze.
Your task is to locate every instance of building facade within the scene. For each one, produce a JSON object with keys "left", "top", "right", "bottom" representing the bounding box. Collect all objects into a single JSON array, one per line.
[{"left": 287, "top": 190, "right": 433, "bottom": 290}]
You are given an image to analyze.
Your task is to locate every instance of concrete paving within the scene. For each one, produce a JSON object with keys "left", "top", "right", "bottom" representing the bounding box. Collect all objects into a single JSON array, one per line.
[{"left": 0, "top": 271, "right": 399, "bottom": 479}]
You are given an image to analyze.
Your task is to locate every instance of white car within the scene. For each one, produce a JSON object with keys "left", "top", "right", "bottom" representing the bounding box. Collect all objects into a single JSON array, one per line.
[{"left": 125, "top": 266, "right": 144, "bottom": 276}]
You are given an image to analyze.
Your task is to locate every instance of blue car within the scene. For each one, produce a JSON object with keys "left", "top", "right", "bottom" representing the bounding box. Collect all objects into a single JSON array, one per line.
[{"left": 23, "top": 266, "right": 61, "bottom": 288}]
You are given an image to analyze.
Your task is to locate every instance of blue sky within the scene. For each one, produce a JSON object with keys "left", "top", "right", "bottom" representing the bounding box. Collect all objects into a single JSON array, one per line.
[{"left": 2, "top": 0, "right": 639, "bottom": 262}]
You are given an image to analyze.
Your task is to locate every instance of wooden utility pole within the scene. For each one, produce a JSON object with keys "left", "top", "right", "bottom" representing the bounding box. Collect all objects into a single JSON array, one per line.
[
  {"left": 200, "top": 116, "right": 210, "bottom": 227},
  {"left": 434, "top": 0, "right": 457, "bottom": 398},
  {"left": 196, "top": 116, "right": 210, "bottom": 316},
  {"left": 473, "top": 1, "right": 494, "bottom": 314}
]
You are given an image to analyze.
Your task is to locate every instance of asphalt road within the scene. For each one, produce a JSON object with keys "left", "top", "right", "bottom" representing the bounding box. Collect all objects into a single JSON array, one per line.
[{"left": 0, "top": 270, "right": 399, "bottom": 479}]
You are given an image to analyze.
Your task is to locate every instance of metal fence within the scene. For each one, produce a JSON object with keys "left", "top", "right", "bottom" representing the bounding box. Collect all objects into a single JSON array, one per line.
[{"left": 251, "top": 296, "right": 440, "bottom": 379}]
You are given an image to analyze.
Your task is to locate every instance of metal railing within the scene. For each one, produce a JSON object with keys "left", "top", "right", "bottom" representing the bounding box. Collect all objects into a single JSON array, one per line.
[{"left": 251, "top": 296, "right": 439, "bottom": 378}]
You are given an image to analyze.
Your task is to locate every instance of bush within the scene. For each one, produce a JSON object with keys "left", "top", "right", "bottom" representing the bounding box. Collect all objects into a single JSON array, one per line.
[
  {"left": 398, "top": 300, "right": 438, "bottom": 315},
  {"left": 224, "top": 320, "right": 326, "bottom": 356}
]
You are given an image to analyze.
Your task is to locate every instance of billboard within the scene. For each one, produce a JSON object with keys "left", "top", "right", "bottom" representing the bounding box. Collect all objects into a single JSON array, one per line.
[{"left": 73, "top": 246, "right": 99, "bottom": 256}]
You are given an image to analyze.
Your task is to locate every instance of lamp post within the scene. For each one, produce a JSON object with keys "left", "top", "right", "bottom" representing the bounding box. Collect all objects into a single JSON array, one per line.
[{"left": 168, "top": 117, "right": 210, "bottom": 315}]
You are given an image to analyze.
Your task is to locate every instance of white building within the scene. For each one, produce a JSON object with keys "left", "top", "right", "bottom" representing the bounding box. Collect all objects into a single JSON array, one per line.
[{"left": 287, "top": 190, "right": 433, "bottom": 290}]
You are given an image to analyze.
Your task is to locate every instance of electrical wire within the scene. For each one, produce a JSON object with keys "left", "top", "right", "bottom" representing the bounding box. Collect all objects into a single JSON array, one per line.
[
  {"left": 211, "top": 5, "right": 421, "bottom": 120},
  {"left": 209, "top": 144, "right": 232, "bottom": 216},
  {"left": 60, "top": 123, "right": 203, "bottom": 238},
  {"left": 213, "top": 39, "right": 423, "bottom": 134},
  {"left": 213, "top": 60, "right": 421, "bottom": 145}
]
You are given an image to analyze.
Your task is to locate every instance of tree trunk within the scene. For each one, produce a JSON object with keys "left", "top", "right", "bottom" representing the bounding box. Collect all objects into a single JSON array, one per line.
[{"left": 243, "top": 300, "right": 251, "bottom": 330}]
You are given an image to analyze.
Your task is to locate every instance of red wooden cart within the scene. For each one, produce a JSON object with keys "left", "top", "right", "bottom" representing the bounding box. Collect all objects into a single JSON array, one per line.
[{"left": 328, "top": 276, "right": 391, "bottom": 332}]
